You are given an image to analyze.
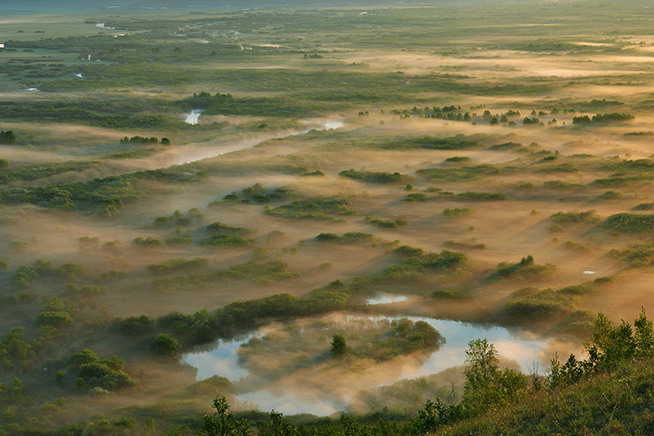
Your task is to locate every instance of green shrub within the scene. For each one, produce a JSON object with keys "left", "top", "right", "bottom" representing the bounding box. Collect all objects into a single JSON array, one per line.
[
  {"left": 315, "top": 232, "right": 373, "bottom": 244},
  {"left": 505, "top": 289, "right": 573, "bottom": 320},
  {"left": 489, "top": 255, "right": 555, "bottom": 282},
  {"left": 264, "top": 196, "right": 355, "bottom": 220},
  {"left": 404, "top": 193, "right": 428, "bottom": 202},
  {"left": 632, "top": 202, "right": 654, "bottom": 211},
  {"left": 133, "top": 237, "right": 163, "bottom": 247},
  {"left": 150, "top": 333, "right": 181, "bottom": 356},
  {"left": 37, "top": 311, "right": 73, "bottom": 328},
  {"left": 456, "top": 191, "right": 506, "bottom": 201},
  {"left": 116, "top": 316, "right": 154, "bottom": 335},
  {"left": 147, "top": 257, "right": 209, "bottom": 275},
  {"left": 365, "top": 216, "right": 407, "bottom": 228},
  {"left": 443, "top": 208, "right": 473, "bottom": 217},
  {"left": 432, "top": 289, "right": 469, "bottom": 299},
  {"left": 603, "top": 213, "right": 654, "bottom": 233},
  {"left": 550, "top": 210, "right": 599, "bottom": 225},
  {"left": 339, "top": 169, "right": 412, "bottom": 185}
]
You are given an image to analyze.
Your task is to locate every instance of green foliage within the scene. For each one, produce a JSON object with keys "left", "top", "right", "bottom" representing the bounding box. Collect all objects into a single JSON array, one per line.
[
  {"left": 611, "top": 240, "right": 654, "bottom": 267},
  {"left": 150, "top": 333, "right": 181, "bottom": 357},
  {"left": 133, "top": 236, "right": 163, "bottom": 247},
  {"left": 153, "top": 209, "right": 203, "bottom": 227},
  {"left": 153, "top": 260, "right": 299, "bottom": 292},
  {"left": 331, "top": 334, "right": 347, "bottom": 356},
  {"left": 603, "top": 213, "right": 654, "bottom": 233},
  {"left": 443, "top": 240, "right": 486, "bottom": 250},
  {"left": 0, "top": 328, "right": 35, "bottom": 370},
  {"left": 404, "top": 192, "right": 428, "bottom": 202},
  {"left": 365, "top": 216, "right": 407, "bottom": 228},
  {"left": 550, "top": 210, "right": 599, "bottom": 225},
  {"left": 217, "top": 183, "right": 297, "bottom": 204},
  {"left": 443, "top": 156, "right": 472, "bottom": 163},
  {"left": 339, "top": 169, "right": 412, "bottom": 185},
  {"left": 259, "top": 411, "right": 299, "bottom": 436},
  {"left": 368, "top": 319, "right": 443, "bottom": 361},
  {"left": 147, "top": 258, "right": 209, "bottom": 275},
  {"left": 379, "top": 135, "right": 481, "bottom": 151},
  {"left": 443, "top": 208, "right": 472, "bottom": 217},
  {"left": 200, "top": 233, "right": 254, "bottom": 248},
  {"left": 115, "top": 316, "right": 154, "bottom": 335},
  {"left": 549, "top": 310, "right": 654, "bottom": 391},
  {"left": 67, "top": 350, "right": 136, "bottom": 392},
  {"left": 0, "top": 161, "right": 97, "bottom": 184},
  {"left": 455, "top": 191, "right": 506, "bottom": 201},
  {"left": 489, "top": 255, "right": 555, "bottom": 282},
  {"left": 264, "top": 196, "right": 355, "bottom": 221},
  {"left": 37, "top": 311, "right": 73, "bottom": 328},
  {"left": 413, "top": 399, "right": 463, "bottom": 435},
  {"left": 120, "top": 135, "right": 160, "bottom": 144},
  {"left": 374, "top": 247, "right": 467, "bottom": 282},
  {"left": 598, "top": 190, "right": 622, "bottom": 199},
  {"left": 632, "top": 202, "right": 654, "bottom": 211},
  {"left": 201, "top": 397, "right": 252, "bottom": 436},
  {"left": 505, "top": 289, "right": 574, "bottom": 320},
  {"left": 574, "top": 113, "right": 634, "bottom": 125},
  {"left": 0, "top": 130, "right": 16, "bottom": 144},
  {"left": 417, "top": 165, "right": 499, "bottom": 182},
  {"left": 0, "top": 165, "right": 206, "bottom": 214},
  {"left": 315, "top": 232, "right": 373, "bottom": 244},
  {"left": 431, "top": 289, "right": 469, "bottom": 299},
  {"left": 462, "top": 339, "right": 528, "bottom": 417},
  {"left": 206, "top": 222, "right": 252, "bottom": 236}
]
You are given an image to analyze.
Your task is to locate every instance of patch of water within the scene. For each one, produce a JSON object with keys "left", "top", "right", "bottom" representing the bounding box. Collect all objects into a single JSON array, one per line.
[
  {"left": 182, "top": 314, "right": 549, "bottom": 415},
  {"left": 184, "top": 109, "right": 205, "bottom": 125},
  {"left": 366, "top": 295, "right": 408, "bottom": 305}
]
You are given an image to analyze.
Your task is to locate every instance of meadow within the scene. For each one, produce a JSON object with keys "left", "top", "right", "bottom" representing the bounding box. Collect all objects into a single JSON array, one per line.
[{"left": 2, "top": 0, "right": 654, "bottom": 434}]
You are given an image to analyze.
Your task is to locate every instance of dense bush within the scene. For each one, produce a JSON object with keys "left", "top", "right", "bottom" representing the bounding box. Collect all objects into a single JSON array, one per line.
[
  {"left": 115, "top": 316, "right": 154, "bottom": 335},
  {"left": 489, "top": 255, "right": 555, "bottom": 281},
  {"left": 67, "top": 349, "right": 136, "bottom": 391},
  {"left": 148, "top": 258, "right": 209, "bottom": 275},
  {"left": 315, "top": 232, "right": 373, "bottom": 243},
  {"left": 0, "top": 130, "right": 16, "bottom": 144},
  {"left": 150, "top": 333, "right": 182, "bottom": 356},
  {"left": 603, "top": 213, "right": 654, "bottom": 233},
  {"left": 365, "top": 216, "right": 407, "bottom": 228},
  {"left": 339, "top": 169, "right": 412, "bottom": 185},
  {"left": 264, "top": 196, "right": 355, "bottom": 221},
  {"left": 550, "top": 210, "right": 599, "bottom": 225}
]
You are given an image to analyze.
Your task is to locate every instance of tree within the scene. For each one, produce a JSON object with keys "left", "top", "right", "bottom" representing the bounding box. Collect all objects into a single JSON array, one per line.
[
  {"left": 0, "top": 130, "right": 16, "bottom": 144},
  {"left": 462, "top": 339, "right": 527, "bottom": 416},
  {"left": 201, "top": 396, "right": 251, "bottom": 436},
  {"left": 150, "top": 333, "right": 181, "bottom": 356},
  {"left": 259, "top": 410, "right": 299, "bottom": 436},
  {"left": 331, "top": 334, "right": 347, "bottom": 356},
  {"left": 413, "top": 399, "right": 463, "bottom": 435}
]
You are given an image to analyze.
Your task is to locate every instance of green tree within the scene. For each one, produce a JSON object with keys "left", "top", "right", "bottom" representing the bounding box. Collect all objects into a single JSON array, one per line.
[
  {"left": 462, "top": 338, "right": 527, "bottom": 416},
  {"left": 201, "top": 396, "right": 251, "bottom": 436},
  {"left": 331, "top": 334, "right": 347, "bottom": 356},
  {"left": 259, "top": 410, "right": 299, "bottom": 436},
  {"left": 150, "top": 333, "right": 181, "bottom": 356}
]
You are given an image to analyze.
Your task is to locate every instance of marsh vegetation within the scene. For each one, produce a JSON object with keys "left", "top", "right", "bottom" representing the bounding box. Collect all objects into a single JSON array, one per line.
[{"left": 2, "top": 0, "right": 654, "bottom": 434}]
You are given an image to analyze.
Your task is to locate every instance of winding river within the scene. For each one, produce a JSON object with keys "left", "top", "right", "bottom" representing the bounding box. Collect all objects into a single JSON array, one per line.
[{"left": 182, "top": 307, "right": 550, "bottom": 415}]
